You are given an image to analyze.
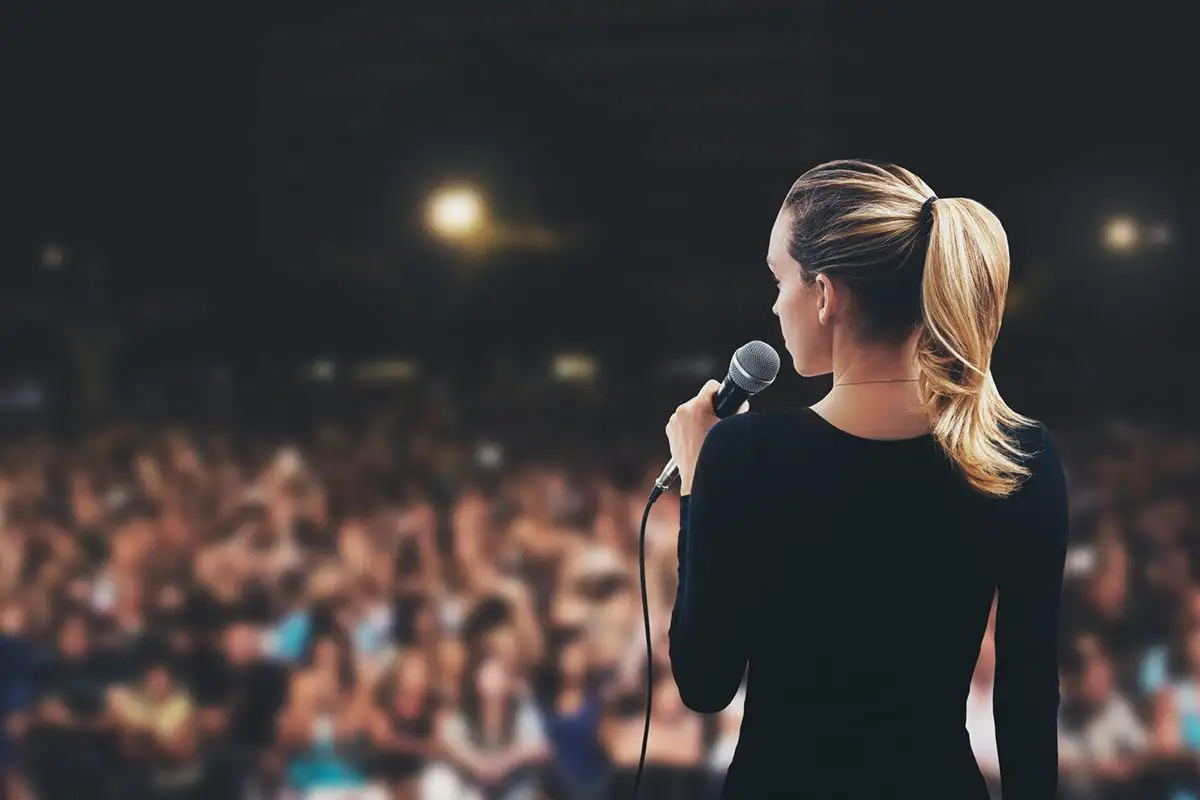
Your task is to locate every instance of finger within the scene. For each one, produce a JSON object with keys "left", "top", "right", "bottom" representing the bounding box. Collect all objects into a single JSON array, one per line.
[
  {"left": 737, "top": 400, "right": 750, "bottom": 414},
  {"left": 686, "top": 380, "right": 722, "bottom": 412}
]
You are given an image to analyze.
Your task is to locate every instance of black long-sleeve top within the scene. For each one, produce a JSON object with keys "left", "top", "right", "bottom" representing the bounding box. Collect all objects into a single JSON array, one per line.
[{"left": 669, "top": 408, "right": 1068, "bottom": 799}]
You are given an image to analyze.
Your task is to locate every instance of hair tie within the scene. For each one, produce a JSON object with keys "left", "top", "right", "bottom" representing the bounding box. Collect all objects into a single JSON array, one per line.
[{"left": 919, "top": 195, "right": 938, "bottom": 225}]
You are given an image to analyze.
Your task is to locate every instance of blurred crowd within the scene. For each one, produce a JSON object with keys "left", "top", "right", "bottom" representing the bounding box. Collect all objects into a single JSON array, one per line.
[{"left": 0, "top": 398, "right": 1196, "bottom": 800}]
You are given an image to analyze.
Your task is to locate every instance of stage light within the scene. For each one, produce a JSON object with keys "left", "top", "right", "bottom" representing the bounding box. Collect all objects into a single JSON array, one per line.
[
  {"left": 40, "top": 243, "right": 66, "bottom": 270},
  {"left": 552, "top": 354, "right": 597, "bottom": 381},
  {"left": 474, "top": 442, "right": 504, "bottom": 469},
  {"left": 427, "top": 186, "right": 486, "bottom": 241},
  {"left": 351, "top": 359, "right": 419, "bottom": 382},
  {"left": 1103, "top": 217, "right": 1138, "bottom": 252},
  {"left": 304, "top": 360, "right": 335, "bottom": 382}
]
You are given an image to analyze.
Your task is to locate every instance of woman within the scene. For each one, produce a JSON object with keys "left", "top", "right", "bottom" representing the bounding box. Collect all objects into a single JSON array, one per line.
[
  {"left": 1059, "top": 638, "right": 1148, "bottom": 800},
  {"left": 664, "top": 160, "right": 1069, "bottom": 798},
  {"left": 536, "top": 628, "right": 610, "bottom": 800},
  {"left": 107, "top": 653, "right": 201, "bottom": 800},
  {"left": 429, "top": 654, "right": 550, "bottom": 800},
  {"left": 277, "top": 634, "right": 373, "bottom": 798},
  {"left": 367, "top": 650, "right": 439, "bottom": 800}
]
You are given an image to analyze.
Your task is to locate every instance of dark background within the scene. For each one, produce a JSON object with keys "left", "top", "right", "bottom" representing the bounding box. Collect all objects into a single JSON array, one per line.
[{"left": 0, "top": 1, "right": 1193, "bottom": 428}]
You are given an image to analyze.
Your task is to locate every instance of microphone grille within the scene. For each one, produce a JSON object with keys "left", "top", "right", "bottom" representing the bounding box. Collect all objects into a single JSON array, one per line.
[{"left": 729, "top": 340, "right": 781, "bottom": 395}]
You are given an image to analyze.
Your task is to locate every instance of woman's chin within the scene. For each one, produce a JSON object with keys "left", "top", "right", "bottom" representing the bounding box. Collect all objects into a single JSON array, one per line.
[{"left": 793, "top": 359, "right": 830, "bottom": 379}]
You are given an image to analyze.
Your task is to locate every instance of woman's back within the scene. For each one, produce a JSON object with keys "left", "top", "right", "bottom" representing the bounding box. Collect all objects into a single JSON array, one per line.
[{"left": 669, "top": 409, "right": 1067, "bottom": 798}]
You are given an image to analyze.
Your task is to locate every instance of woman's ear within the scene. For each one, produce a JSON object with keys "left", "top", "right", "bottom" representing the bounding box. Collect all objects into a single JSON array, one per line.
[{"left": 814, "top": 273, "right": 837, "bottom": 326}]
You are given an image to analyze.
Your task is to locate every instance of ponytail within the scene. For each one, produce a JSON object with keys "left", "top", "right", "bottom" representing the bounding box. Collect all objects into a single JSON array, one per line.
[
  {"left": 780, "top": 160, "right": 1034, "bottom": 496},
  {"left": 917, "top": 197, "right": 1033, "bottom": 498}
]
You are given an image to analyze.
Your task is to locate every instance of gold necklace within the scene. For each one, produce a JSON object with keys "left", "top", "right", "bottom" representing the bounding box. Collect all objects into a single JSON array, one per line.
[{"left": 832, "top": 378, "right": 919, "bottom": 388}]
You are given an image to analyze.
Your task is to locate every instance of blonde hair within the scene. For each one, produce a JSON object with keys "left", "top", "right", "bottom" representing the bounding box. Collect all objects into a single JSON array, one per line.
[{"left": 783, "top": 160, "right": 1032, "bottom": 497}]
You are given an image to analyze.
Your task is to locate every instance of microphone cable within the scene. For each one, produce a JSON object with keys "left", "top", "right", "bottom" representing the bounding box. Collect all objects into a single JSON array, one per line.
[{"left": 631, "top": 483, "right": 666, "bottom": 799}]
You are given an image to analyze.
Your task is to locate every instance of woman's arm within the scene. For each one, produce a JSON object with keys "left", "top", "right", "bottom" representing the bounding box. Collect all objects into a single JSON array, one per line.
[
  {"left": 993, "top": 424, "right": 1069, "bottom": 800},
  {"left": 435, "top": 710, "right": 491, "bottom": 775},
  {"left": 275, "top": 675, "right": 316, "bottom": 750},
  {"left": 413, "top": 510, "right": 444, "bottom": 595},
  {"left": 391, "top": 727, "right": 436, "bottom": 757},
  {"left": 668, "top": 414, "right": 756, "bottom": 714},
  {"left": 368, "top": 707, "right": 434, "bottom": 757},
  {"left": 494, "top": 700, "right": 551, "bottom": 774},
  {"left": 153, "top": 698, "right": 196, "bottom": 761},
  {"left": 492, "top": 579, "right": 545, "bottom": 666},
  {"left": 1096, "top": 698, "right": 1150, "bottom": 778},
  {"left": 601, "top": 632, "right": 649, "bottom": 703},
  {"left": 1152, "top": 688, "right": 1183, "bottom": 757}
]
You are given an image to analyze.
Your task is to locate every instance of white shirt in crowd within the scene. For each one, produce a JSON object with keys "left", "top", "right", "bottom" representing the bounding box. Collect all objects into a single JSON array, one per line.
[
  {"left": 966, "top": 680, "right": 1000, "bottom": 779},
  {"left": 708, "top": 685, "right": 746, "bottom": 772}
]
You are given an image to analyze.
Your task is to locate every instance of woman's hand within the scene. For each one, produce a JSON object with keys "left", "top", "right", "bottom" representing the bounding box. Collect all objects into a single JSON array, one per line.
[
  {"left": 477, "top": 756, "right": 511, "bottom": 787},
  {"left": 665, "top": 381, "right": 748, "bottom": 495}
]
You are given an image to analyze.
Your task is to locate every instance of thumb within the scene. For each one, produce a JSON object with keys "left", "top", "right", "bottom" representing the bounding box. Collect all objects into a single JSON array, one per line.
[
  {"left": 700, "top": 379, "right": 722, "bottom": 399},
  {"left": 737, "top": 400, "right": 750, "bottom": 414}
]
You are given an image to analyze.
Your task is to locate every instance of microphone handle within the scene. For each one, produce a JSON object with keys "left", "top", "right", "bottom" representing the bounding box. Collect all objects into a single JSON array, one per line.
[
  {"left": 711, "top": 377, "right": 752, "bottom": 418},
  {"left": 654, "top": 458, "right": 679, "bottom": 490},
  {"left": 654, "top": 378, "right": 752, "bottom": 490}
]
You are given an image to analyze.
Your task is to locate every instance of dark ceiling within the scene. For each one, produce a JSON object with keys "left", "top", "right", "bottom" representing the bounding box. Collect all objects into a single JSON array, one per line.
[
  {"left": 0, "top": 1, "right": 1192, "bottom": 363},
  {"left": 256, "top": 0, "right": 1190, "bottom": 237}
]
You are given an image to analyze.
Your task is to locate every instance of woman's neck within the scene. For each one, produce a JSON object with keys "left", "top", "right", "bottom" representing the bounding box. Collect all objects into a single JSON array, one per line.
[
  {"left": 480, "top": 696, "right": 506, "bottom": 743},
  {"left": 829, "top": 333, "right": 920, "bottom": 387},
  {"left": 815, "top": 334, "right": 929, "bottom": 439},
  {"left": 556, "top": 681, "right": 584, "bottom": 712},
  {"left": 813, "top": 383, "right": 929, "bottom": 440},
  {"left": 396, "top": 687, "right": 423, "bottom": 714},
  {"left": 312, "top": 667, "right": 341, "bottom": 696}
]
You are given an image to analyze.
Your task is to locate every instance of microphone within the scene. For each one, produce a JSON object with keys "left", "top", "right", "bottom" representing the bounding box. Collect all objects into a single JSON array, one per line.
[{"left": 654, "top": 340, "right": 782, "bottom": 490}]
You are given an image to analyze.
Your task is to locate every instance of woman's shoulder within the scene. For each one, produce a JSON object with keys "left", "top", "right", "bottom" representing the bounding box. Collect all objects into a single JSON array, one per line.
[
  {"left": 991, "top": 420, "right": 1070, "bottom": 531},
  {"left": 699, "top": 411, "right": 830, "bottom": 491},
  {"left": 704, "top": 408, "right": 849, "bottom": 463},
  {"left": 1010, "top": 419, "right": 1065, "bottom": 482},
  {"left": 1010, "top": 417, "right": 1056, "bottom": 454},
  {"left": 706, "top": 409, "right": 813, "bottom": 445}
]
